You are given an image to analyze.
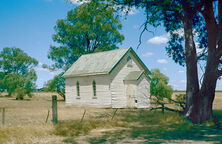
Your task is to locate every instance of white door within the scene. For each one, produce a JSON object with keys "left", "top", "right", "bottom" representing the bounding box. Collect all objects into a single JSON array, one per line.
[{"left": 126, "top": 85, "right": 135, "bottom": 107}]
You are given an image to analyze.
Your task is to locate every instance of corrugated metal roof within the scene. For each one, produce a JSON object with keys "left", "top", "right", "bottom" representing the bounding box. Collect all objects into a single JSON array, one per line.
[
  {"left": 63, "top": 47, "right": 130, "bottom": 77},
  {"left": 124, "top": 71, "right": 143, "bottom": 81}
]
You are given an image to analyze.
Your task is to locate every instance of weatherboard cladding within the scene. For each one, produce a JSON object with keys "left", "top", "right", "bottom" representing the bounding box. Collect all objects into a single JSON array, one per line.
[
  {"left": 109, "top": 52, "right": 144, "bottom": 108},
  {"left": 64, "top": 47, "right": 151, "bottom": 108}
]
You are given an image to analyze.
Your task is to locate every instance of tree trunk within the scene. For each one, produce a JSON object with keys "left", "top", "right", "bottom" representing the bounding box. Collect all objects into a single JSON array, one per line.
[
  {"left": 183, "top": 13, "right": 200, "bottom": 121},
  {"left": 187, "top": 59, "right": 218, "bottom": 123},
  {"left": 183, "top": 1, "right": 220, "bottom": 123}
]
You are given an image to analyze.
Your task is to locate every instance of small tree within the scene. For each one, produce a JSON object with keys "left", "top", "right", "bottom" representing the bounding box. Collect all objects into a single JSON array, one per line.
[
  {"left": 0, "top": 47, "right": 38, "bottom": 100},
  {"left": 150, "top": 69, "right": 173, "bottom": 113},
  {"left": 43, "top": 73, "right": 65, "bottom": 100}
]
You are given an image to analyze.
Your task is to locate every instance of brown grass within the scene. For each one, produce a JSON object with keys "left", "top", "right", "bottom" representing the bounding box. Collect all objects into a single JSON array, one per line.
[
  {"left": 0, "top": 124, "right": 61, "bottom": 144},
  {"left": 0, "top": 92, "right": 222, "bottom": 143},
  {"left": 0, "top": 92, "right": 115, "bottom": 143}
]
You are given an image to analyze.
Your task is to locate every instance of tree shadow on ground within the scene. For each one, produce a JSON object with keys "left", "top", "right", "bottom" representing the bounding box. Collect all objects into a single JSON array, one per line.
[{"left": 88, "top": 109, "right": 222, "bottom": 144}]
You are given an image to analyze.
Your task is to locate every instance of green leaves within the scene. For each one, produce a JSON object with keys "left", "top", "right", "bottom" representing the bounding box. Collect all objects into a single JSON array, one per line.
[
  {"left": 48, "top": 1, "right": 124, "bottom": 70},
  {"left": 0, "top": 47, "right": 38, "bottom": 75},
  {"left": 0, "top": 47, "right": 38, "bottom": 99},
  {"left": 43, "top": 73, "right": 65, "bottom": 100},
  {"left": 150, "top": 69, "right": 173, "bottom": 103}
]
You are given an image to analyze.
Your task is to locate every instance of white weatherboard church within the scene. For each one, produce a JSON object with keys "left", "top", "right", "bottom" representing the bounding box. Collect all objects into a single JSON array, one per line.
[{"left": 63, "top": 47, "right": 151, "bottom": 108}]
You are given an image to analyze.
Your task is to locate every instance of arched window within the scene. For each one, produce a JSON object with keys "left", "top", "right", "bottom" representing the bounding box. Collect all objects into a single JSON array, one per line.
[
  {"left": 76, "top": 81, "right": 80, "bottom": 97},
  {"left": 92, "top": 80, "right": 96, "bottom": 97},
  {"left": 127, "top": 56, "right": 132, "bottom": 67},
  {"left": 127, "top": 56, "right": 131, "bottom": 62}
]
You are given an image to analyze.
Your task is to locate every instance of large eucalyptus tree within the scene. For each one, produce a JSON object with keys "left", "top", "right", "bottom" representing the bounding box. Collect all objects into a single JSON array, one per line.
[{"left": 114, "top": 0, "right": 222, "bottom": 124}]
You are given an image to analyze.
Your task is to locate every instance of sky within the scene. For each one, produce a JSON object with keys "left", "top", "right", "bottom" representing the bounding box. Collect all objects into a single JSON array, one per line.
[{"left": 0, "top": 0, "right": 221, "bottom": 90}]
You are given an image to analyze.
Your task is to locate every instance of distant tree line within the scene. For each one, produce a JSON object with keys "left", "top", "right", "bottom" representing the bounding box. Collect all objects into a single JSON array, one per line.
[{"left": 0, "top": 47, "right": 38, "bottom": 100}]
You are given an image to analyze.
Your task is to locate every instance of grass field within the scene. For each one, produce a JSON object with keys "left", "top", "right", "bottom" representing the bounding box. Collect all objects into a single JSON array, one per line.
[{"left": 0, "top": 92, "right": 222, "bottom": 143}]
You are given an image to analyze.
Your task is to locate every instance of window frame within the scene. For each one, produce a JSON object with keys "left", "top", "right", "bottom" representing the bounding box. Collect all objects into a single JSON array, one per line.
[
  {"left": 76, "top": 81, "right": 80, "bottom": 98},
  {"left": 92, "top": 80, "right": 97, "bottom": 98}
]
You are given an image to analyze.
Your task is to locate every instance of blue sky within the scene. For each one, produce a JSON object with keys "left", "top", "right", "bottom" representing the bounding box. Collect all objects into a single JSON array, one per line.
[{"left": 0, "top": 0, "right": 221, "bottom": 90}]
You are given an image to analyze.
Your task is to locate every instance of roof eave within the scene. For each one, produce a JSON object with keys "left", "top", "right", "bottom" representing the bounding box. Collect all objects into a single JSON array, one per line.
[
  {"left": 63, "top": 72, "right": 109, "bottom": 78},
  {"left": 108, "top": 47, "right": 152, "bottom": 76},
  {"left": 108, "top": 47, "right": 131, "bottom": 74}
]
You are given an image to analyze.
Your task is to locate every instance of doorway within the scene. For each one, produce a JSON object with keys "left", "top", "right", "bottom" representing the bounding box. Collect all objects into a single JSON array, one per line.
[{"left": 126, "top": 84, "right": 136, "bottom": 107}]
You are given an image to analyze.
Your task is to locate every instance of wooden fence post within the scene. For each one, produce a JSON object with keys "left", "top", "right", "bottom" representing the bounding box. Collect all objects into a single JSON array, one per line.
[
  {"left": 52, "top": 95, "right": 58, "bottom": 124},
  {"left": 80, "top": 109, "right": 86, "bottom": 122},
  {"left": 111, "top": 108, "right": 118, "bottom": 120},
  {"left": 45, "top": 109, "right": 50, "bottom": 123},
  {"left": 1, "top": 107, "right": 5, "bottom": 126}
]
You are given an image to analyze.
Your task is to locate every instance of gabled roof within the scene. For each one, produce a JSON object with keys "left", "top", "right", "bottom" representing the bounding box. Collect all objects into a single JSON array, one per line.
[
  {"left": 63, "top": 47, "right": 151, "bottom": 78},
  {"left": 124, "top": 71, "right": 150, "bottom": 81},
  {"left": 124, "top": 71, "right": 143, "bottom": 81}
]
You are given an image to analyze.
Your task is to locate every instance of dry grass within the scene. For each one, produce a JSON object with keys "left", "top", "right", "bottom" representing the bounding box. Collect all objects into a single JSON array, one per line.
[
  {"left": 0, "top": 92, "right": 113, "bottom": 126},
  {"left": 0, "top": 124, "right": 62, "bottom": 144},
  {"left": 0, "top": 92, "right": 222, "bottom": 143},
  {"left": 173, "top": 91, "right": 222, "bottom": 109},
  {"left": 0, "top": 92, "right": 116, "bottom": 143}
]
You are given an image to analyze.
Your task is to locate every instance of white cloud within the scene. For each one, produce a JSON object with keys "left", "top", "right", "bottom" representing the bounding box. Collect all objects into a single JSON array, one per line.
[
  {"left": 125, "top": 6, "right": 138, "bottom": 15},
  {"left": 133, "top": 25, "right": 139, "bottom": 29},
  {"left": 69, "top": 0, "right": 89, "bottom": 5},
  {"left": 163, "top": 68, "right": 167, "bottom": 71},
  {"left": 142, "top": 52, "right": 154, "bottom": 57},
  {"left": 180, "top": 80, "right": 186, "bottom": 83},
  {"left": 35, "top": 62, "right": 55, "bottom": 75},
  {"left": 157, "top": 59, "right": 168, "bottom": 64},
  {"left": 172, "top": 84, "right": 179, "bottom": 89},
  {"left": 36, "top": 67, "right": 55, "bottom": 75},
  {"left": 147, "top": 34, "right": 169, "bottom": 45},
  {"left": 69, "top": 1, "right": 138, "bottom": 15},
  {"left": 195, "top": 42, "right": 206, "bottom": 54},
  {"left": 172, "top": 28, "right": 184, "bottom": 37},
  {"left": 114, "top": 5, "right": 138, "bottom": 16},
  {"left": 38, "top": 62, "right": 43, "bottom": 67},
  {"left": 178, "top": 70, "right": 184, "bottom": 73}
]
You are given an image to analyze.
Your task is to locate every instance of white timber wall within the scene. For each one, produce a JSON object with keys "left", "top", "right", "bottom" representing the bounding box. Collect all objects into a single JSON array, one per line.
[
  {"left": 65, "top": 75, "right": 111, "bottom": 107},
  {"left": 109, "top": 52, "right": 143, "bottom": 108},
  {"left": 136, "top": 74, "right": 150, "bottom": 108}
]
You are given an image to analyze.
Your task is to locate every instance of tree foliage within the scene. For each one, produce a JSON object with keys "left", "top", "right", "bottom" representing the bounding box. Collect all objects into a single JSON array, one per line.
[
  {"left": 46, "top": 1, "right": 124, "bottom": 98},
  {"left": 150, "top": 69, "right": 175, "bottom": 113},
  {"left": 43, "top": 73, "right": 65, "bottom": 100},
  {"left": 150, "top": 69, "right": 173, "bottom": 102},
  {"left": 48, "top": 0, "right": 124, "bottom": 70},
  {"left": 114, "top": 0, "right": 222, "bottom": 124},
  {"left": 0, "top": 47, "right": 38, "bottom": 100}
]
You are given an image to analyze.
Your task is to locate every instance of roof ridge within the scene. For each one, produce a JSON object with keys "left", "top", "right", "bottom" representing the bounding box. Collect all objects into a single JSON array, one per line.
[{"left": 81, "top": 47, "right": 131, "bottom": 57}]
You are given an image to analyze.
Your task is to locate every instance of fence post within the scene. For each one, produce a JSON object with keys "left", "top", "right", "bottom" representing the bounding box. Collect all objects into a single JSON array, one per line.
[
  {"left": 80, "top": 109, "right": 86, "bottom": 122},
  {"left": 1, "top": 107, "right": 5, "bottom": 126},
  {"left": 45, "top": 109, "right": 50, "bottom": 123},
  {"left": 52, "top": 95, "right": 58, "bottom": 124}
]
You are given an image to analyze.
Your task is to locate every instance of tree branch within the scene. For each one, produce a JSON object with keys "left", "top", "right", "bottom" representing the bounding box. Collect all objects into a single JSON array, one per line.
[
  {"left": 169, "top": 98, "right": 186, "bottom": 111},
  {"left": 193, "top": 1, "right": 204, "bottom": 13},
  {"left": 218, "top": 0, "right": 222, "bottom": 51},
  {"left": 199, "top": 0, "right": 218, "bottom": 50},
  {"left": 216, "top": 69, "right": 222, "bottom": 78},
  {"left": 150, "top": 106, "right": 183, "bottom": 114},
  {"left": 136, "top": 21, "right": 154, "bottom": 49},
  {"left": 197, "top": 51, "right": 207, "bottom": 60}
]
